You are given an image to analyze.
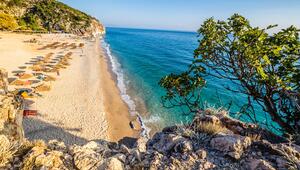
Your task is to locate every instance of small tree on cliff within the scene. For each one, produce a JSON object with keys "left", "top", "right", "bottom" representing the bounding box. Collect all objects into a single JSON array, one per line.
[{"left": 159, "top": 14, "right": 300, "bottom": 140}]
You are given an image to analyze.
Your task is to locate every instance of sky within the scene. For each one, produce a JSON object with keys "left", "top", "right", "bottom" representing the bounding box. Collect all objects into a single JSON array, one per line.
[{"left": 60, "top": 0, "right": 300, "bottom": 32}]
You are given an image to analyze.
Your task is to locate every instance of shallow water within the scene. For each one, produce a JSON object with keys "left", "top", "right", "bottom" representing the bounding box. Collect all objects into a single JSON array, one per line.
[{"left": 103, "top": 27, "right": 276, "bottom": 133}]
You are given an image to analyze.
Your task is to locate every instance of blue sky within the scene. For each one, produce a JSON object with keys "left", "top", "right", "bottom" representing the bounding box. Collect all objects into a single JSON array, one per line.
[{"left": 60, "top": 0, "right": 300, "bottom": 32}]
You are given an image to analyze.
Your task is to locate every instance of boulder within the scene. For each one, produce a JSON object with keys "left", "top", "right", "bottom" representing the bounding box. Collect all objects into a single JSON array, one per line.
[
  {"left": 100, "top": 157, "right": 124, "bottom": 170},
  {"left": 244, "top": 158, "right": 276, "bottom": 170},
  {"left": 196, "top": 149, "right": 207, "bottom": 159},
  {"left": 147, "top": 133, "right": 186, "bottom": 154},
  {"left": 70, "top": 143, "right": 103, "bottom": 170},
  {"left": 210, "top": 133, "right": 251, "bottom": 159},
  {"left": 201, "top": 161, "right": 216, "bottom": 170},
  {"left": 174, "top": 139, "right": 193, "bottom": 154},
  {"left": 134, "top": 137, "right": 148, "bottom": 152}
]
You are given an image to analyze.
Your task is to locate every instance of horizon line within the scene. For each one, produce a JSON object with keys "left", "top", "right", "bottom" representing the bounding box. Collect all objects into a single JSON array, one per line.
[{"left": 105, "top": 26, "right": 197, "bottom": 33}]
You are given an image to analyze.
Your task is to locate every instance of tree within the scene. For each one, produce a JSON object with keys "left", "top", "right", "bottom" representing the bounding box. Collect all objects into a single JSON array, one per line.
[{"left": 159, "top": 14, "right": 300, "bottom": 141}]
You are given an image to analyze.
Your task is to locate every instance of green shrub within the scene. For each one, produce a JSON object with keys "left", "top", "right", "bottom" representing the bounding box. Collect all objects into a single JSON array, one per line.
[
  {"left": 7, "top": 0, "right": 24, "bottom": 7},
  {"left": 0, "top": 13, "right": 18, "bottom": 30}
]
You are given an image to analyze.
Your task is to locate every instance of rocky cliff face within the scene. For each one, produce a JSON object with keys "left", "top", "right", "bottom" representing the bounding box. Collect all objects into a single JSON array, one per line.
[
  {"left": 0, "top": 69, "right": 24, "bottom": 142},
  {"left": 0, "top": 69, "right": 299, "bottom": 169},
  {"left": 0, "top": 0, "right": 105, "bottom": 36}
]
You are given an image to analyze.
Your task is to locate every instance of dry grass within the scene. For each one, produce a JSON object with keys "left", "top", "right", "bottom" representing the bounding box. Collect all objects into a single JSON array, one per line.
[
  {"left": 194, "top": 121, "right": 228, "bottom": 135},
  {"left": 0, "top": 135, "right": 18, "bottom": 167}
]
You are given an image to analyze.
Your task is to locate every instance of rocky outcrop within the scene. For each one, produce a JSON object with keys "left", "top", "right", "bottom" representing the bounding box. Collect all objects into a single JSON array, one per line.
[
  {"left": 0, "top": 70, "right": 299, "bottom": 169},
  {"left": 1, "top": 111, "right": 299, "bottom": 169},
  {"left": 0, "top": 69, "right": 24, "bottom": 142},
  {"left": 210, "top": 133, "right": 252, "bottom": 159}
]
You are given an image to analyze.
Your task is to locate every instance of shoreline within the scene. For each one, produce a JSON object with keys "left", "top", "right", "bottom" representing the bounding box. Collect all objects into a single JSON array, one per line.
[
  {"left": 101, "top": 41, "right": 147, "bottom": 138},
  {"left": 0, "top": 32, "right": 138, "bottom": 145},
  {"left": 97, "top": 38, "right": 141, "bottom": 142}
]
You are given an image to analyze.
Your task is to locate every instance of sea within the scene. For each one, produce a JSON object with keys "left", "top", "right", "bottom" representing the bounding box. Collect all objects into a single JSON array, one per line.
[{"left": 102, "top": 27, "right": 274, "bottom": 134}]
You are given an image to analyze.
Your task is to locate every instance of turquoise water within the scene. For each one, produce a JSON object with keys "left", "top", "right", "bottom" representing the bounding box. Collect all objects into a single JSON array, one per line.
[{"left": 103, "top": 27, "right": 272, "bottom": 131}]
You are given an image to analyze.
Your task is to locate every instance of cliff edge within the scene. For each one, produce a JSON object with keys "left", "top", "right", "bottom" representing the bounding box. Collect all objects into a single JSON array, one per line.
[{"left": 0, "top": 0, "right": 105, "bottom": 36}]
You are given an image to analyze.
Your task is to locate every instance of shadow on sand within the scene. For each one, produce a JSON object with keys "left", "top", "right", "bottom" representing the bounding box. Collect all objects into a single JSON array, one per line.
[
  {"left": 23, "top": 117, "right": 89, "bottom": 146},
  {"left": 23, "top": 117, "right": 137, "bottom": 147}
]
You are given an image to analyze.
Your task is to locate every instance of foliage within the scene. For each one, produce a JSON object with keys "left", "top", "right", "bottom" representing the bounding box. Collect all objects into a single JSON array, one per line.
[
  {"left": 0, "top": 0, "right": 97, "bottom": 33},
  {"left": 160, "top": 14, "right": 300, "bottom": 140},
  {"left": 21, "top": 0, "right": 92, "bottom": 32},
  {"left": 20, "top": 13, "right": 43, "bottom": 30},
  {"left": 192, "top": 121, "right": 228, "bottom": 135},
  {"left": 0, "top": 13, "right": 18, "bottom": 30},
  {"left": 159, "top": 72, "right": 205, "bottom": 114},
  {"left": 7, "top": 0, "right": 24, "bottom": 7},
  {"left": 0, "top": 135, "right": 18, "bottom": 167}
]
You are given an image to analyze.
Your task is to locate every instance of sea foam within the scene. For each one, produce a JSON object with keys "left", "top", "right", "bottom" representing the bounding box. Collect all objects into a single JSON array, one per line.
[{"left": 101, "top": 40, "right": 149, "bottom": 137}]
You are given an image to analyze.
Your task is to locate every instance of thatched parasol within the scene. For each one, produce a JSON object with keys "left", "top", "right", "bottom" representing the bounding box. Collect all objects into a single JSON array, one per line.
[
  {"left": 10, "top": 79, "right": 32, "bottom": 86},
  {"left": 18, "top": 73, "right": 33, "bottom": 79},
  {"left": 34, "top": 84, "right": 51, "bottom": 92},
  {"left": 44, "top": 75, "right": 56, "bottom": 82}
]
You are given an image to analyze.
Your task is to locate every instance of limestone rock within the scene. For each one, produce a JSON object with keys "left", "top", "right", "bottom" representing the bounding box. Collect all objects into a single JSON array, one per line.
[
  {"left": 70, "top": 143, "right": 103, "bottom": 170},
  {"left": 244, "top": 159, "right": 276, "bottom": 170},
  {"left": 201, "top": 161, "right": 216, "bottom": 170},
  {"left": 147, "top": 133, "right": 185, "bottom": 154},
  {"left": 210, "top": 133, "right": 251, "bottom": 159},
  {"left": 196, "top": 149, "right": 207, "bottom": 159},
  {"left": 0, "top": 69, "right": 24, "bottom": 142},
  {"left": 100, "top": 157, "right": 124, "bottom": 170},
  {"left": 174, "top": 139, "right": 193, "bottom": 154},
  {"left": 135, "top": 137, "right": 148, "bottom": 152}
]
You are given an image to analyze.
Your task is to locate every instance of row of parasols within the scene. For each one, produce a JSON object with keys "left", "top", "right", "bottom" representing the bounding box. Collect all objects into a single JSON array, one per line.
[{"left": 9, "top": 41, "right": 84, "bottom": 100}]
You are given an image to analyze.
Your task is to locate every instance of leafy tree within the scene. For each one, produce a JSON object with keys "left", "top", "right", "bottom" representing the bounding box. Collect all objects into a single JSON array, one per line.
[{"left": 160, "top": 14, "right": 300, "bottom": 141}]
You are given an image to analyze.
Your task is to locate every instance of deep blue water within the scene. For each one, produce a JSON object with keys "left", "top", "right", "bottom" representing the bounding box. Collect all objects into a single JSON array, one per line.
[{"left": 103, "top": 27, "right": 273, "bottom": 130}]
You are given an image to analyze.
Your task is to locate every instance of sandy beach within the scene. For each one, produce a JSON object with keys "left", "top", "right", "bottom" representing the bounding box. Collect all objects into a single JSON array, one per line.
[{"left": 0, "top": 32, "right": 138, "bottom": 145}]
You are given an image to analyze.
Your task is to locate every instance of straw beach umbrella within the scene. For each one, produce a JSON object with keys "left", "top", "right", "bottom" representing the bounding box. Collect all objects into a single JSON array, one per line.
[
  {"left": 18, "top": 73, "right": 33, "bottom": 79},
  {"left": 44, "top": 75, "right": 56, "bottom": 82},
  {"left": 34, "top": 83, "right": 51, "bottom": 92},
  {"left": 10, "top": 79, "right": 32, "bottom": 86}
]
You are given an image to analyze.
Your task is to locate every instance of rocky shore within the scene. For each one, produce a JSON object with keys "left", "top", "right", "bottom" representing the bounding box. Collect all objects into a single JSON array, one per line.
[{"left": 1, "top": 70, "right": 300, "bottom": 170}]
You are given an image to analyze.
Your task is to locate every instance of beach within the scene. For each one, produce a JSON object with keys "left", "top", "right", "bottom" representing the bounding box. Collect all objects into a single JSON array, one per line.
[{"left": 0, "top": 32, "right": 138, "bottom": 145}]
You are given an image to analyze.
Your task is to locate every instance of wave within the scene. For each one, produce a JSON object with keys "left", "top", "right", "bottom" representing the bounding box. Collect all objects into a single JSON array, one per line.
[{"left": 101, "top": 39, "right": 149, "bottom": 137}]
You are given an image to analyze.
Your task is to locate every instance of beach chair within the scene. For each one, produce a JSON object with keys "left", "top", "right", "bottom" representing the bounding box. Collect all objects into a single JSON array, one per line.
[{"left": 23, "top": 110, "right": 37, "bottom": 116}]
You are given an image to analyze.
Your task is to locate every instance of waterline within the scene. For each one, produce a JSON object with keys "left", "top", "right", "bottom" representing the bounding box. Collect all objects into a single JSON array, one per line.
[{"left": 101, "top": 40, "right": 149, "bottom": 137}]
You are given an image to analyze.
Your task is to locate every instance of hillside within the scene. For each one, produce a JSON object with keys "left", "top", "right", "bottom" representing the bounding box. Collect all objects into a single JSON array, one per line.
[{"left": 0, "top": 0, "right": 104, "bottom": 36}]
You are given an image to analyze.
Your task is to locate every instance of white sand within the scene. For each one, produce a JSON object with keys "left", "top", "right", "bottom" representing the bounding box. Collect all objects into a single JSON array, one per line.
[
  {"left": 0, "top": 32, "right": 138, "bottom": 145},
  {"left": 0, "top": 33, "right": 109, "bottom": 145},
  {"left": 23, "top": 36, "right": 109, "bottom": 145}
]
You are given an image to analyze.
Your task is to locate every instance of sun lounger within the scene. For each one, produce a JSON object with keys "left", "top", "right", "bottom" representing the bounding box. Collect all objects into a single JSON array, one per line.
[{"left": 23, "top": 110, "right": 37, "bottom": 117}]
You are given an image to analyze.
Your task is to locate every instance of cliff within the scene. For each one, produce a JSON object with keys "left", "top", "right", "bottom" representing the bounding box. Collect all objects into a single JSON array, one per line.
[
  {"left": 0, "top": 0, "right": 105, "bottom": 36},
  {"left": 0, "top": 69, "right": 299, "bottom": 170}
]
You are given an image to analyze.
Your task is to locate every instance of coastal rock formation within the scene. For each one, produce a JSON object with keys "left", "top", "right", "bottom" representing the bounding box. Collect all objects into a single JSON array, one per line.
[
  {"left": 0, "top": 69, "right": 299, "bottom": 169},
  {"left": 0, "top": 0, "right": 105, "bottom": 36},
  {"left": 0, "top": 69, "right": 24, "bottom": 142}
]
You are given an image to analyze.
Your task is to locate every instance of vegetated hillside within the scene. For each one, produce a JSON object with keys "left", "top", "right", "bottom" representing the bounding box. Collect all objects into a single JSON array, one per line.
[{"left": 0, "top": 0, "right": 104, "bottom": 36}]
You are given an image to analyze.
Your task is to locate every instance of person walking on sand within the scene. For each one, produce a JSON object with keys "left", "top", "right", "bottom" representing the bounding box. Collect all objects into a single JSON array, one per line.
[{"left": 56, "top": 70, "right": 60, "bottom": 76}]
